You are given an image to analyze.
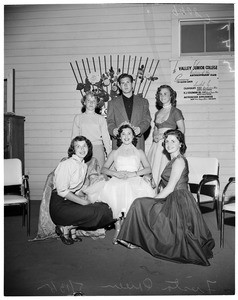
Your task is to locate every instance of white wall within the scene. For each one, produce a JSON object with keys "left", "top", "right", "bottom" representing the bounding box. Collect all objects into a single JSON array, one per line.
[{"left": 4, "top": 3, "right": 235, "bottom": 200}]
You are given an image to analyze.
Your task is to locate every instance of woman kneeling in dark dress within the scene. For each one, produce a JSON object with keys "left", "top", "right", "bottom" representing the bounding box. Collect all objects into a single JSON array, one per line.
[
  {"left": 117, "top": 129, "right": 215, "bottom": 266},
  {"left": 50, "top": 136, "right": 114, "bottom": 245}
]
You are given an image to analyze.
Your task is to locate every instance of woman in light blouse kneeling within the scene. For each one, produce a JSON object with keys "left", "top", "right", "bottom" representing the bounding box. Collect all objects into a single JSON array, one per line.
[{"left": 49, "top": 136, "right": 114, "bottom": 245}]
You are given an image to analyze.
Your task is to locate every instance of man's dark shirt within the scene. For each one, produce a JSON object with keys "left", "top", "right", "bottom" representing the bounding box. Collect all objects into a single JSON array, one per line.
[{"left": 122, "top": 94, "right": 134, "bottom": 122}]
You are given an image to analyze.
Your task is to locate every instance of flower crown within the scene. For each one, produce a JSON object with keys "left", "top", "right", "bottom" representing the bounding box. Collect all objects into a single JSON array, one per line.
[{"left": 118, "top": 121, "right": 137, "bottom": 133}]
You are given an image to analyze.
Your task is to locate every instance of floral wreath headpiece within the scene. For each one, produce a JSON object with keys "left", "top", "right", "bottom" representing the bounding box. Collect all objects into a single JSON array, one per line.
[{"left": 118, "top": 121, "right": 137, "bottom": 133}]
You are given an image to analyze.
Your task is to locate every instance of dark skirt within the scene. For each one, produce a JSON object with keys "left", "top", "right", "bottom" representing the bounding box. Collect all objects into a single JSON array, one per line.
[
  {"left": 117, "top": 189, "right": 215, "bottom": 266},
  {"left": 50, "top": 190, "right": 114, "bottom": 230}
]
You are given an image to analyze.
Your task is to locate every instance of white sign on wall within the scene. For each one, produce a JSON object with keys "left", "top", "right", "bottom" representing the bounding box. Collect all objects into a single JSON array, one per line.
[{"left": 171, "top": 60, "right": 219, "bottom": 101}]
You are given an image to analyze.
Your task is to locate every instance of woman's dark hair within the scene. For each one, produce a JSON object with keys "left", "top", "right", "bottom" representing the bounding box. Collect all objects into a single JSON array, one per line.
[
  {"left": 155, "top": 85, "right": 177, "bottom": 110},
  {"left": 116, "top": 124, "right": 137, "bottom": 147},
  {"left": 81, "top": 91, "right": 101, "bottom": 114},
  {"left": 68, "top": 136, "right": 93, "bottom": 162},
  {"left": 162, "top": 129, "right": 187, "bottom": 155}
]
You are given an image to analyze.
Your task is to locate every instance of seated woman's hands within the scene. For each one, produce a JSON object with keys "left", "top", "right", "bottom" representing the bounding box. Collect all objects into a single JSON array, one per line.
[
  {"left": 114, "top": 171, "right": 129, "bottom": 179},
  {"left": 69, "top": 190, "right": 91, "bottom": 205},
  {"left": 114, "top": 171, "right": 138, "bottom": 180},
  {"left": 75, "top": 190, "right": 86, "bottom": 197},
  {"left": 126, "top": 171, "right": 138, "bottom": 179}
]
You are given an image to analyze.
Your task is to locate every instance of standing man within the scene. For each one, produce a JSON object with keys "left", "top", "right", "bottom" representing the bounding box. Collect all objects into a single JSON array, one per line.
[{"left": 107, "top": 73, "right": 152, "bottom": 151}]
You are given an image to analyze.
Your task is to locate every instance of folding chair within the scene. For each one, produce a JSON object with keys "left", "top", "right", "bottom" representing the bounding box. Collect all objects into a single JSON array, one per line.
[
  {"left": 220, "top": 177, "right": 235, "bottom": 247},
  {"left": 187, "top": 157, "right": 220, "bottom": 229},
  {"left": 4, "top": 158, "right": 30, "bottom": 235}
]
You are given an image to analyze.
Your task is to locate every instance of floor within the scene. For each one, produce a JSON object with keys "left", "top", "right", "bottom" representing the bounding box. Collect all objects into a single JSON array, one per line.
[{"left": 4, "top": 201, "right": 235, "bottom": 296}]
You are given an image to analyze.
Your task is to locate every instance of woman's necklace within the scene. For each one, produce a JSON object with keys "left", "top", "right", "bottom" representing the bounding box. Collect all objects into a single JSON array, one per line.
[{"left": 163, "top": 103, "right": 172, "bottom": 109}]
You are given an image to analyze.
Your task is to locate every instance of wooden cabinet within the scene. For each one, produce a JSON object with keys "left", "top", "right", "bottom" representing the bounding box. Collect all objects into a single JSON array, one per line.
[{"left": 4, "top": 114, "right": 25, "bottom": 172}]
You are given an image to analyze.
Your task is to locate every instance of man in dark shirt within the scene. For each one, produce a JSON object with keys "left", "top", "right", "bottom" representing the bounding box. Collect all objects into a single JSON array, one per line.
[{"left": 107, "top": 73, "right": 151, "bottom": 151}]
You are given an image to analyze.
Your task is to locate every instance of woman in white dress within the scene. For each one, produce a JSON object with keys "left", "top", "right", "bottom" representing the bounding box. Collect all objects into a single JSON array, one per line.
[
  {"left": 147, "top": 85, "right": 185, "bottom": 188},
  {"left": 99, "top": 123, "right": 155, "bottom": 243}
]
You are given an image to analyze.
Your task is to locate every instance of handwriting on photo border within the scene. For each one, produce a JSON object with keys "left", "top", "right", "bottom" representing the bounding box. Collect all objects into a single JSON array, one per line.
[
  {"left": 36, "top": 277, "right": 217, "bottom": 295},
  {"left": 37, "top": 280, "right": 84, "bottom": 295},
  {"left": 172, "top": 5, "right": 212, "bottom": 23}
]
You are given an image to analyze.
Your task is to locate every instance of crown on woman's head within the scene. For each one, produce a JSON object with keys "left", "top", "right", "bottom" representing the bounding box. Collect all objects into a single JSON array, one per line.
[{"left": 119, "top": 121, "right": 137, "bottom": 132}]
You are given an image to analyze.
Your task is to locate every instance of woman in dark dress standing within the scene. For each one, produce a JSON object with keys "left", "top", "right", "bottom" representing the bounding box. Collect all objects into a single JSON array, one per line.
[
  {"left": 117, "top": 129, "right": 215, "bottom": 266},
  {"left": 50, "top": 136, "right": 113, "bottom": 245}
]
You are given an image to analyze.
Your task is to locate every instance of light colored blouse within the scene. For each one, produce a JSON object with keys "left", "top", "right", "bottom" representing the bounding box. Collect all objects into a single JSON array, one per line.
[
  {"left": 71, "top": 113, "right": 111, "bottom": 155},
  {"left": 53, "top": 155, "right": 88, "bottom": 198}
]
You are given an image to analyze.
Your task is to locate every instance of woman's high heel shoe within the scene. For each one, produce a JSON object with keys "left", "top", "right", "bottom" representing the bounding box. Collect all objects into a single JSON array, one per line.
[
  {"left": 118, "top": 239, "right": 139, "bottom": 249},
  {"left": 70, "top": 230, "right": 83, "bottom": 242},
  {"left": 55, "top": 225, "right": 74, "bottom": 245}
]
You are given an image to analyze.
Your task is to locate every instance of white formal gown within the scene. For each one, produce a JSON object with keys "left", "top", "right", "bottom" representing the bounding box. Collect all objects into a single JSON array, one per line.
[{"left": 99, "top": 145, "right": 155, "bottom": 219}]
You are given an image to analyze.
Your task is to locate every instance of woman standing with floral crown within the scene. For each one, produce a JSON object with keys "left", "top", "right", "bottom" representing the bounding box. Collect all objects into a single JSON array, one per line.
[{"left": 147, "top": 85, "right": 185, "bottom": 188}]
